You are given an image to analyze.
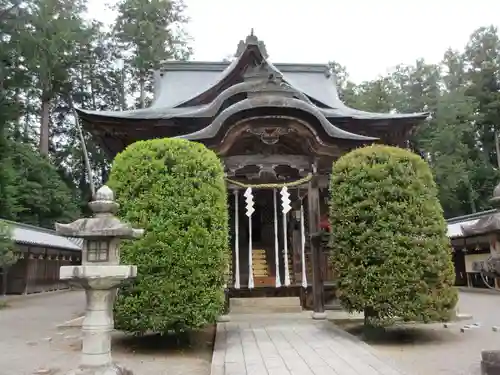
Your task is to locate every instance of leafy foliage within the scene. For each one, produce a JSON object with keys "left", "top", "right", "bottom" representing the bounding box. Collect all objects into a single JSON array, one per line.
[
  {"left": 2, "top": 0, "right": 500, "bottom": 255},
  {"left": 0, "top": 219, "right": 17, "bottom": 296},
  {"left": 0, "top": 138, "right": 80, "bottom": 228},
  {"left": 113, "top": 0, "right": 191, "bottom": 108},
  {"left": 329, "top": 145, "right": 458, "bottom": 327},
  {"left": 331, "top": 27, "right": 500, "bottom": 218},
  {"left": 108, "top": 138, "right": 229, "bottom": 334},
  {"left": 7, "top": 140, "right": 80, "bottom": 227},
  {"left": 0, "top": 220, "right": 16, "bottom": 268},
  {"left": 0, "top": 0, "right": 192, "bottom": 223}
]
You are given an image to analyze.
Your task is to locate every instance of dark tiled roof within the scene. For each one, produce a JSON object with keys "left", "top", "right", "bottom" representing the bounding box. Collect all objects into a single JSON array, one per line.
[
  {"left": 2, "top": 219, "right": 82, "bottom": 251},
  {"left": 446, "top": 210, "right": 495, "bottom": 238},
  {"left": 76, "top": 34, "right": 428, "bottom": 123}
]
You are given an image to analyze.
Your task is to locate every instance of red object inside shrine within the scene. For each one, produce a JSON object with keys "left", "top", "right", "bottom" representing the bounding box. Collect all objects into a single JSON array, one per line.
[{"left": 320, "top": 214, "right": 330, "bottom": 231}]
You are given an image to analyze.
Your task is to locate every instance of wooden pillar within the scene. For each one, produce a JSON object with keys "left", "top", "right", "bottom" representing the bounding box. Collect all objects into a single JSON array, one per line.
[
  {"left": 233, "top": 189, "right": 240, "bottom": 289},
  {"left": 23, "top": 248, "right": 31, "bottom": 295},
  {"left": 308, "top": 174, "right": 326, "bottom": 319}
]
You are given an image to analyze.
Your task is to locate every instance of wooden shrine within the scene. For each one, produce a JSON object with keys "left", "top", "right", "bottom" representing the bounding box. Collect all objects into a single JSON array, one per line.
[{"left": 77, "top": 31, "right": 428, "bottom": 309}]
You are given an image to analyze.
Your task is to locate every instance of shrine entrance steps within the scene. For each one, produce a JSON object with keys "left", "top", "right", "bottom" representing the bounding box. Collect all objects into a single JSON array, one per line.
[{"left": 230, "top": 296, "right": 302, "bottom": 314}]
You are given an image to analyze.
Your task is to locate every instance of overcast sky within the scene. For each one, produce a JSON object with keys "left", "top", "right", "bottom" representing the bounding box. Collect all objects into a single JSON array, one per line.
[{"left": 88, "top": 0, "right": 500, "bottom": 83}]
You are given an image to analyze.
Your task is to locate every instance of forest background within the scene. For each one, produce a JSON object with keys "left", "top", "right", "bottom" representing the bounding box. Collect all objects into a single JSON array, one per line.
[{"left": 1, "top": 0, "right": 500, "bottom": 228}]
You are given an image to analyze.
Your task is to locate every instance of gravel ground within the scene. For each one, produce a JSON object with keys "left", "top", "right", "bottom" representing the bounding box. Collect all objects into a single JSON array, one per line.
[
  {"left": 345, "top": 291, "right": 500, "bottom": 375},
  {"left": 4, "top": 289, "right": 498, "bottom": 375},
  {"left": 0, "top": 291, "right": 213, "bottom": 375}
]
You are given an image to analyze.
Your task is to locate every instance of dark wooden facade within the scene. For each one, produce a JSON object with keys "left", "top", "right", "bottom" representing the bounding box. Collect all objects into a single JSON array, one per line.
[
  {"left": 0, "top": 221, "right": 82, "bottom": 295},
  {"left": 77, "top": 32, "right": 428, "bottom": 309}
]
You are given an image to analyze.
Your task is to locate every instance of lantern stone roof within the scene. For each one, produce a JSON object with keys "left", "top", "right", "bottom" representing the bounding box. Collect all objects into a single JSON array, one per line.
[
  {"left": 55, "top": 186, "right": 144, "bottom": 239},
  {"left": 77, "top": 31, "right": 429, "bottom": 157}
]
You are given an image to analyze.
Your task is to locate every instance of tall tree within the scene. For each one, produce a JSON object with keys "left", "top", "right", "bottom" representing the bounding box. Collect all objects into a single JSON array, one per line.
[
  {"left": 464, "top": 26, "right": 500, "bottom": 167},
  {"left": 0, "top": 0, "right": 26, "bottom": 218},
  {"left": 113, "top": 0, "right": 191, "bottom": 108},
  {"left": 20, "top": 0, "right": 88, "bottom": 155},
  {"left": 53, "top": 22, "right": 124, "bottom": 209}
]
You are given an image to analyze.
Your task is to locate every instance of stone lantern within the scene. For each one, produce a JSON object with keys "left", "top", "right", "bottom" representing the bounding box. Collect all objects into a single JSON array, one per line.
[{"left": 56, "top": 185, "right": 143, "bottom": 375}]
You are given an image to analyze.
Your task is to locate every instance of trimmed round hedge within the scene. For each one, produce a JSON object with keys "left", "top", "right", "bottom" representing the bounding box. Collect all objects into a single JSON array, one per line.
[
  {"left": 108, "top": 138, "right": 229, "bottom": 334},
  {"left": 329, "top": 145, "right": 457, "bottom": 327}
]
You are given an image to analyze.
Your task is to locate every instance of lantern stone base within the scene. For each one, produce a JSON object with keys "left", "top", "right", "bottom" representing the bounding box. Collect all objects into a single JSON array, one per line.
[
  {"left": 60, "top": 265, "right": 137, "bottom": 375},
  {"left": 66, "top": 364, "right": 133, "bottom": 375},
  {"left": 481, "top": 350, "right": 500, "bottom": 375},
  {"left": 312, "top": 311, "right": 328, "bottom": 320},
  {"left": 60, "top": 265, "right": 137, "bottom": 285}
]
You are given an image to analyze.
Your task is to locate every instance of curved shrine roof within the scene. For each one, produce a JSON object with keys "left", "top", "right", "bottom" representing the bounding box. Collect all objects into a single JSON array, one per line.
[
  {"left": 79, "top": 61, "right": 428, "bottom": 122},
  {"left": 77, "top": 32, "right": 428, "bottom": 150}
]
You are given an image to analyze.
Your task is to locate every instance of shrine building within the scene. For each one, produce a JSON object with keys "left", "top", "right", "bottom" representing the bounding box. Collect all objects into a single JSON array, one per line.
[{"left": 76, "top": 32, "right": 428, "bottom": 308}]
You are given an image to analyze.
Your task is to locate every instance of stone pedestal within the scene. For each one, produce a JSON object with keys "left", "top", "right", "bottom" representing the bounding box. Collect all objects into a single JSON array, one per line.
[
  {"left": 312, "top": 311, "right": 328, "bottom": 320},
  {"left": 481, "top": 350, "right": 500, "bottom": 375},
  {"left": 66, "top": 363, "right": 133, "bottom": 375},
  {"left": 56, "top": 186, "right": 143, "bottom": 375},
  {"left": 60, "top": 266, "right": 137, "bottom": 373},
  {"left": 217, "top": 314, "right": 231, "bottom": 322}
]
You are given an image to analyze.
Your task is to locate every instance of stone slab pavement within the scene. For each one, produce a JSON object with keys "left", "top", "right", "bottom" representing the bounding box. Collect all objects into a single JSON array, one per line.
[{"left": 212, "top": 314, "right": 408, "bottom": 375}]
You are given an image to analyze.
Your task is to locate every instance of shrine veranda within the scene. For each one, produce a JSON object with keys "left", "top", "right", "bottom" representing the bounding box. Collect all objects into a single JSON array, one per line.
[{"left": 77, "top": 32, "right": 427, "bottom": 308}]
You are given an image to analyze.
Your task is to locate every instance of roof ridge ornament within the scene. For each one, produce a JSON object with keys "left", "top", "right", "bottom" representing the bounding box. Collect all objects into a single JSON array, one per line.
[
  {"left": 244, "top": 61, "right": 276, "bottom": 81},
  {"left": 235, "top": 30, "right": 269, "bottom": 59},
  {"left": 244, "top": 67, "right": 297, "bottom": 98}
]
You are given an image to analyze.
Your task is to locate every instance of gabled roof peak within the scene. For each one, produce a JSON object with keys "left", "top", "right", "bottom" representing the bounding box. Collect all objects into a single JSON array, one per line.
[{"left": 235, "top": 29, "right": 268, "bottom": 59}]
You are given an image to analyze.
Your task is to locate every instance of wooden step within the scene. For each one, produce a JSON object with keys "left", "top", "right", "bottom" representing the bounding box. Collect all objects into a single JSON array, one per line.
[
  {"left": 253, "top": 263, "right": 267, "bottom": 268},
  {"left": 253, "top": 249, "right": 266, "bottom": 254},
  {"left": 230, "top": 297, "right": 302, "bottom": 314},
  {"left": 253, "top": 276, "right": 274, "bottom": 286},
  {"left": 252, "top": 249, "right": 269, "bottom": 280}
]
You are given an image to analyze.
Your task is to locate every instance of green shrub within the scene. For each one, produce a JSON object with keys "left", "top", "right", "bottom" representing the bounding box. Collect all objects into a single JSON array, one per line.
[
  {"left": 0, "top": 220, "right": 18, "bottom": 296},
  {"left": 0, "top": 220, "right": 16, "bottom": 269},
  {"left": 108, "top": 138, "right": 229, "bottom": 334},
  {"left": 329, "top": 145, "right": 457, "bottom": 327}
]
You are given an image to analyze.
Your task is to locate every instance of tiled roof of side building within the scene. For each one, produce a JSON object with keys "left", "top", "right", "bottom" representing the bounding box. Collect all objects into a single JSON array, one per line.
[
  {"left": 1, "top": 219, "right": 83, "bottom": 251},
  {"left": 446, "top": 209, "right": 496, "bottom": 239}
]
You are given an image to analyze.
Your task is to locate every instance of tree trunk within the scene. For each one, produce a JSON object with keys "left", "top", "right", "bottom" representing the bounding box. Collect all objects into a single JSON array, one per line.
[
  {"left": 23, "top": 92, "right": 30, "bottom": 141},
  {"left": 39, "top": 97, "right": 50, "bottom": 155},
  {"left": 120, "top": 66, "right": 126, "bottom": 111},
  {"left": 139, "top": 77, "right": 145, "bottom": 109},
  {"left": 90, "top": 67, "right": 97, "bottom": 109},
  {"left": 101, "top": 165, "right": 108, "bottom": 185},
  {"left": 495, "top": 130, "right": 500, "bottom": 169},
  {"left": 363, "top": 306, "right": 384, "bottom": 340},
  {"left": 1, "top": 269, "right": 8, "bottom": 296},
  {"left": 13, "top": 87, "right": 21, "bottom": 139},
  {"left": 467, "top": 183, "right": 477, "bottom": 213}
]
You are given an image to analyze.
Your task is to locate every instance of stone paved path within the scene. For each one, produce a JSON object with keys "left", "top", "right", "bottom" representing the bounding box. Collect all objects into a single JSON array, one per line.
[{"left": 211, "top": 315, "right": 407, "bottom": 375}]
